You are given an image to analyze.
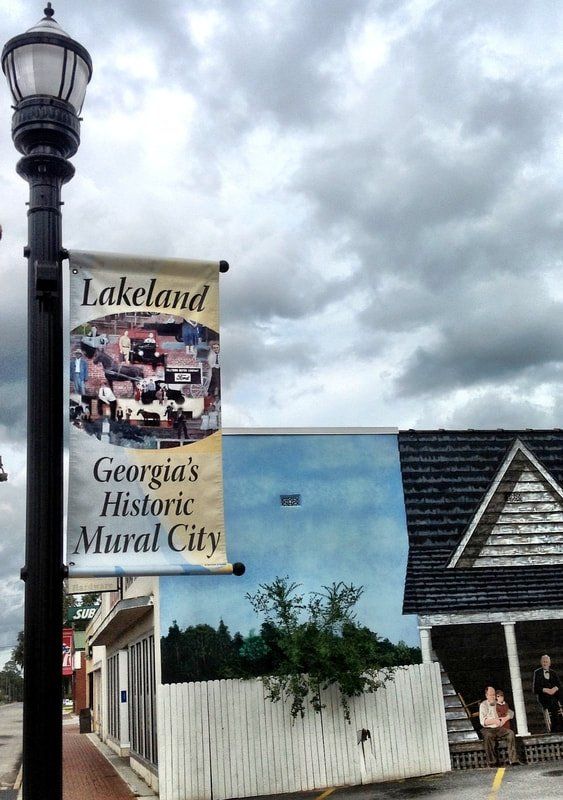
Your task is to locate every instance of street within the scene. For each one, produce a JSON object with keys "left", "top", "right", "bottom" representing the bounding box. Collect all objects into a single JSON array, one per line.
[
  {"left": 252, "top": 763, "right": 563, "bottom": 800},
  {"left": 0, "top": 707, "right": 563, "bottom": 800},
  {"left": 0, "top": 702, "right": 21, "bottom": 797}
]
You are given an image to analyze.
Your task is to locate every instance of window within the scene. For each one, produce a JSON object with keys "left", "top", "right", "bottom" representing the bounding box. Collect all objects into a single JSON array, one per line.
[
  {"left": 107, "top": 653, "right": 120, "bottom": 740},
  {"left": 128, "top": 634, "right": 157, "bottom": 765}
]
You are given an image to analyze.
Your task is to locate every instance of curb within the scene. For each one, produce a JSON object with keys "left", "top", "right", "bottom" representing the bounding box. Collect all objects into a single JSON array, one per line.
[{"left": 14, "top": 764, "right": 22, "bottom": 800}]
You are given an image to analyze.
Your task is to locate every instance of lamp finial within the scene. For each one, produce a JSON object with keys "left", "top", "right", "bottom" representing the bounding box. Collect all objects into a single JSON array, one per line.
[{"left": 44, "top": 3, "right": 54, "bottom": 19}]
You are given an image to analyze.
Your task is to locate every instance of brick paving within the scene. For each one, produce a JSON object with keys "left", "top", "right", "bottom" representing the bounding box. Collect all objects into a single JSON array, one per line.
[{"left": 63, "top": 723, "right": 135, "bottom": 800}]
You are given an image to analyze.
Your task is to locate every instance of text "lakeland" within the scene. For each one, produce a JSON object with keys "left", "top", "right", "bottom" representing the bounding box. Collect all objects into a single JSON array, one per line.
[{"left": 81, "top": 276, "right": 209, "bottom": 311}]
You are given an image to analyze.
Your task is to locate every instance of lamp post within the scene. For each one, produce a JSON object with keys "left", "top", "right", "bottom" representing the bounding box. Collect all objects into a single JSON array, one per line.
[{"left": 2, "top": 5, "right": 91, "bottom": 798}]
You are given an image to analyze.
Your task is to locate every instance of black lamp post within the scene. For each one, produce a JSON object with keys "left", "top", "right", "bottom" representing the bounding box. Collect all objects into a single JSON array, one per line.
[{"left": 2, "top": 5, "right": 91, "bottom": 798}]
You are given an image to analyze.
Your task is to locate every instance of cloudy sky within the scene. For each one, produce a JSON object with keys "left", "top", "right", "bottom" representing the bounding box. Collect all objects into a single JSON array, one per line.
[{"left": 2, "top": 0, "right": 563, "bottom": 659}]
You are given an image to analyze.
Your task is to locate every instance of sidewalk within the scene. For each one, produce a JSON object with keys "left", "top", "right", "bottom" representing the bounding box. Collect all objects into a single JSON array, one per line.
[{"left": 62, "top": 716, "right": 155, "bottom": 800}]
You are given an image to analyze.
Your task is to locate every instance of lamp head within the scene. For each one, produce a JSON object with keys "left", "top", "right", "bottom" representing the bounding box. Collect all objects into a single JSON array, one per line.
[
  {"left": 2, "top": 4, "right": 92, "bottom": 114},
  {"left": 2, "top": 5, "right": 92, "bottom": 161}
]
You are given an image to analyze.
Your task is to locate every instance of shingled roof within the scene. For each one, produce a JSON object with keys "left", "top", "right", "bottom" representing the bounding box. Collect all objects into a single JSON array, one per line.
[{"left": 399, "top": 430, "right": 563, "bottom": 615}]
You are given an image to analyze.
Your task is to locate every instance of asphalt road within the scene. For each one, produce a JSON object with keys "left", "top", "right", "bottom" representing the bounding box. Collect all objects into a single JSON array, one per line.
[
  {"left": 0, "top": 702, "right": 22, "bottom": 795},
  {"left": 253, "top": 763, "right": 563, "bottom": 800}
]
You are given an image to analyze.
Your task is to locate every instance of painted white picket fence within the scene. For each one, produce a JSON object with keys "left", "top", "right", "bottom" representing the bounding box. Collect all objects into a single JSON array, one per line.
[{"left": 158, "top": 662, "right": 450, "bottom": 800}]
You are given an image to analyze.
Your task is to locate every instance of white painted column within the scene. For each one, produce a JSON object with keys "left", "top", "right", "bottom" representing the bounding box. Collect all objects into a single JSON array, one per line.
[
  {"left": 419, "top": 625, "right": 434, "bottom": 664},
  {"left": 118, "top": 649, "right": 130, "bottom": 749},
  {"left": 502, "top": 622, "right": 530, "bottom": 736},
  {"left": 100, "top": 645, "right": 108, "bottom": 742}
]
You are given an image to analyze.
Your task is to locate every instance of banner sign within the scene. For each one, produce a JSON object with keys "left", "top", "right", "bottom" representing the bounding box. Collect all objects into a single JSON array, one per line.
[
  {"left": 66, "top": 577, "right": 119, "bottom": 594},
  {"left": 66, "top": 606, "right": 99, "bottom": 624},
  {"left": 62, "top": 628, "right": 73, "bottom": 676},
  {"left": 66, "top": 251, "right": 231, "bottom": 576}
]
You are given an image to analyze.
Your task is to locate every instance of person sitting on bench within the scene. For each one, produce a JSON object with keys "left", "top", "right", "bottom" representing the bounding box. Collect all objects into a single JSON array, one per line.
[
  {"left": 479, "top": 686, "right": 520, "bottom": 767},
  {"left": 495, "top": 690, "right": 513, "bottom": 730}
]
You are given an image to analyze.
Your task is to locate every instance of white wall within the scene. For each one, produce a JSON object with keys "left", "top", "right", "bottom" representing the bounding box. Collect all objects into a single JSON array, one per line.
[{"left": 158, "top": 662, "right": 450, "bottom": 800}]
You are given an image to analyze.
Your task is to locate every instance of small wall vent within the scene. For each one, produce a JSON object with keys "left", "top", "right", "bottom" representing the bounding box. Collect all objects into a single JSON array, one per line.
[{"left": 280, "top": 494, "right": 301, "bottom": 507}]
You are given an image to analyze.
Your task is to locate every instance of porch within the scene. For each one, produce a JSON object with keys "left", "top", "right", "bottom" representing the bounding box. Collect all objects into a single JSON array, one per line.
[
  {"left": 424, "top": 617, "right": 563, "bottom": 768},
  {"left": 450, "top": 732, "right": 563, "bottom": 769}
]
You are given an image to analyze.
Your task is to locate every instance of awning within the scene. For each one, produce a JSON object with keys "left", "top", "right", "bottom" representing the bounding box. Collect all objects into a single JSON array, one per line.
[{"left": 88, "top": 595, "right": 153, "bottom": 646}]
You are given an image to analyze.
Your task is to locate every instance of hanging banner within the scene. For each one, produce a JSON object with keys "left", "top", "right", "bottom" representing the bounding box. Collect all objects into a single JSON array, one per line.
[
  {"left": 62, "top": 628, "right": 74, "bottom": 676},
  {"left": 66, "top": 251, "right": 231, "bottom": 576}
]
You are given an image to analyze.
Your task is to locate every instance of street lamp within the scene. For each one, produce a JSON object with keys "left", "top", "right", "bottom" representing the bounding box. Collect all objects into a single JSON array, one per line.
[{"left": 2, "top": 5, "right": 91, "bottom": 799}]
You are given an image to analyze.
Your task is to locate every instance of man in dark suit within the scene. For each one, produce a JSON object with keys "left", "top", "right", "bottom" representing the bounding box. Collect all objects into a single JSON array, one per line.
[{"left": 533, "top": 654, "right": 562, "bottom": 732}]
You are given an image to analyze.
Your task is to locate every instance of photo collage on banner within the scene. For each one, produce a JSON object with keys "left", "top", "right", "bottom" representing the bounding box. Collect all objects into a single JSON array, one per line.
[{"left": 66, "top": 251, "right": 231, "bottom": 577}]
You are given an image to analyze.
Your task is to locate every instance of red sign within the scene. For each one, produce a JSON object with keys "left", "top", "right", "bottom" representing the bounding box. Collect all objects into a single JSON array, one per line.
[{"left": 62, "top": 628, "right": 73, "bottom": 676}]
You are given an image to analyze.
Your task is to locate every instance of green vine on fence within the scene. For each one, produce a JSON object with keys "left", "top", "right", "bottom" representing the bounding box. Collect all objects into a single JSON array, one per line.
[{"left": 246, "top": 576, "right": 402, "bottom": 721}]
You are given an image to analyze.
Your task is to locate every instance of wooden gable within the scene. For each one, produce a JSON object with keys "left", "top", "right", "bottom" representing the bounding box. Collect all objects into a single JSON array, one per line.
[{"left": 448, "top": 439, "right": 563, "bottom": 568}]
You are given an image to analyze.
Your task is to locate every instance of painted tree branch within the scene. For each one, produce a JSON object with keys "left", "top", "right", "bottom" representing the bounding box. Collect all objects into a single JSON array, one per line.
[{"left": 246, "top": 576, "right": 399, "bottom": 721}]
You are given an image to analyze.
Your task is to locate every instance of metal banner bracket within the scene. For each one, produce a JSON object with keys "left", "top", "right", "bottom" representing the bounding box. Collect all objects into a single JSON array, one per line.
[{"left": 35, "top": 260, "right": 59, "bottom": 298}]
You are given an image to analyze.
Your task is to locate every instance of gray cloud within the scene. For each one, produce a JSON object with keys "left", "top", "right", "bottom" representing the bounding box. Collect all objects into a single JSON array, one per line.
[
  {"left": 4, "top": 0, "right": 563, "bottom": 649},
  {"left": 395, "top": 280, "right": 563, "bottom": 395},
  {"left": 433, "top": 388, "right": 563, "bottom": 431},
  {"left": 186, "top": 0, "right": 371, "bottom": 128},
  {"left": 221, "top": 323, "right": 315, "bottom": 389},
  {"left": 222, "top": 249, "right": 355, "bottom": 326},
  {"left": 289, "top": 1, "right": 563, "bottom": 399}
]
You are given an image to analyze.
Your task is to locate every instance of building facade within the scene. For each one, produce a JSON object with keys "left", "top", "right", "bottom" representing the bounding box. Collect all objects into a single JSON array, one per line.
[
  {"left": 83, "top": 428, "right": 563, "bottom": 792},
  {"left": 400, "top": 429, "right": 563, "bottom": 764},
  {"left": 85, "top": 428, "right": 445, "bottom": 796}
]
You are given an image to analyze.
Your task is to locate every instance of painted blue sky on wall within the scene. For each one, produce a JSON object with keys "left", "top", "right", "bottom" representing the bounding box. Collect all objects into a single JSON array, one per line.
[{"left": 160, "top": 432, "right": 418, "bottom": 646}]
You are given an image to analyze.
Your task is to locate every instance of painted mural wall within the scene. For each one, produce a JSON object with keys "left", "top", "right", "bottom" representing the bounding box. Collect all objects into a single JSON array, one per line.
[{"left": 159, "top": 432, "right": 417, "bottom": 684}]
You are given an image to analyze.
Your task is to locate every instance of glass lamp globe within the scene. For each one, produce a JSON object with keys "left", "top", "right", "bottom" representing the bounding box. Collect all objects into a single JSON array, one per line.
[{"left": 2, "top": 3, "right": 92, "bottom": 115}]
